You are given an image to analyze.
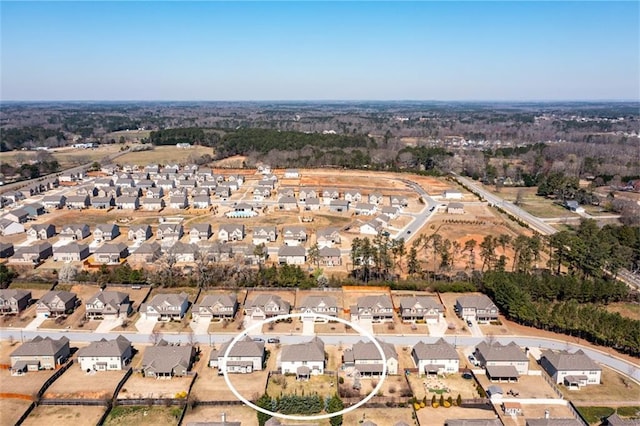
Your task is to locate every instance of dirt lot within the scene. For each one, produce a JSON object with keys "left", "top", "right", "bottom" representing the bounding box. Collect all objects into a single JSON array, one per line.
[
  {"left": 562, "top": 366, "right": 640, "bottom": 404},
  {"left": 343, "top": 407, "right": 416, "bottom": 426},
  {"left": 267, "top": 373, "right": 337, "bottom": 399},
  {"left": 417, "top": 405, "right": 498, "bottom": 426},
  {"left": 182, "top": 405, "right": 268, "bottom": 426},
  {"left": 0, "top": 398, "right": 33, "bottom": 426},
  {"left": 21, "top": 405, "right": 106, "bottom": 426},
  {"left": 406, "top": 370, "right": 481, "bottom": 400},
  {"left": 0, "top": 368, "right": 58, "bottom": 397},
  {"left": 117, "top": 145, "right": 213, "bottom": 166},
  {"left": 43, "top": 365, "right": 130, "bottom": 399},
  {"left": 190, "top": 346, "right": 276, "bottom": 402},
  {"left": 475, "top": 373, "right": 560, "bottom": 400},
  {"left": 103, "top": 405, "right": 182, "bottom": 426}
]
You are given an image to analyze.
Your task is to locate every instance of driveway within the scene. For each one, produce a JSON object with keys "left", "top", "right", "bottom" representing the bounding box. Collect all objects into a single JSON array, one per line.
[
  {"left": 427, "top": 321, "right": 448, "bottom": 337},
  {"left": 190, "top": 318, "right": 211, "bottom": 334},
  {"left": 24, "top": 315, "right": 47, "bottom": 331},
  {"left": 467, "top": 320, "right": 484, "bottom": 338},
  {"left": 302, "top": 318, "right": 315, "bottom": 336},
  {"left": 96, "top": 317, "right": 123, "bottom": 333},
  {"left": 135, "top": 316, "right": 157, "bottom": 334}
]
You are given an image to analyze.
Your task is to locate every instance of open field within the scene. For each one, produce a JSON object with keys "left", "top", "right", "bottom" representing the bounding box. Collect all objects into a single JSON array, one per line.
[
  {"left": 563, "top": 366, "right": 640, "bottom": 404},
  {"left": 103, "top": 405, "right": 182, "bottom": 426},
  {"left": 417, "top": 405, "right": 498, "bottom": 425},
  {"left": 22, "top": 405, "right": 106, "bottom": 426},
  {"left": 0, "top": 398, "right": 33, "bottom": 426},
  {"left": 116, "top": 145, "right": 213, "bottom": 166},
  {"left": 605, "top": 302, "right": 640, "bottom": 321},
  {"left": 484, "top": 186, "right": 578, "bottom": 219},
  {"left": 267, "top": 373, "right": 337, "bottom": 399},
  {"left": 406, "top": 370, "right": 481, "bottom": 400},
  {"left": 1, "top": 145, "right": 122, "bottom": 169}
]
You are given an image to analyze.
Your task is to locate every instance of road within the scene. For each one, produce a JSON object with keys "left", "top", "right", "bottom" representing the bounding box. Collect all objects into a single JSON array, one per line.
[
  {"left": 452, "top": 173, "right": 640, "bottom": 290},
  {"left": 395, "top": 178, "right": 440, "bottom": 243},
  {"left": 2, "top": 327, "right": 638, "bottom": 382}
]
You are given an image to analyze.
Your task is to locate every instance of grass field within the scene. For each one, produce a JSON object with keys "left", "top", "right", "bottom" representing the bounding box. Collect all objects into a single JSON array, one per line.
[
  {"left": 606, "top": 302, "right": 640, "bottom": 321},
  {"left": 1, "top": 145, "right": 122, "bottom": 169},
  {"left": 116, "top": 145, "right": 213, "bottom": 166},
  {"left": 103, "top": 406, "right": 182, "bottom": 426},
  {"left": 577, "top": 406, "right": 616, "bottom": 424},
  {"left": 561, "top": 366, "right": 640, "bottom": 404}
]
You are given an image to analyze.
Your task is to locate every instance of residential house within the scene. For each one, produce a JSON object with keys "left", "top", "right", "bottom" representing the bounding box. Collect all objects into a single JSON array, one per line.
[
  {"left": 277, "top": 245, "right": 306, "bottom": 265},
  {"left": 94, "top": 224, "right": 120, "bottom": 242},
  {"left": 4, "top": 208, "right": 29, "bottom": 223},
  {"left": 168, "top": 188, "right": 186, "bottom": 198},
  {"left": 282, "top": 226, "right": 307, "bottom": 246},
  {"left": 411, "top": 338, "right": 460, "bottom": 375},
  {"left": 22, "top": 203, "right": 45, "bottom": 219},
  {"left": 344, "top": 190, "right": 362, "bottom": 203},
  {"left": 156, "top": 179, "right": 176, "bottom": 191},
  {"left": 210, "top": 336, "right": 266, "bottom": 373},
  {"left": 0, "top": 242, "right": 14, "bottom": 258},
  {"left": 380, "top": 206, "right": 400, "bottom": 219},
  {"left": 350, "top": 295, "right": 394, "bottom": 323},
  {"left": 284, "top": 169, "right": 299, "bottom": 178},
  {"left": 564, "top": 200, "right": 585, "bottom": 213},
  {"left": 93, "top": 242, "right": 128, "bottom": 264},
  {"left": 474, "top": 341, "right": 529, "bottom": 380},
  {"left": 0, "top": 289, "right": 31, "bottom": 315},
  {"left": 168, "top": 241, "right": 199, "bottom": 262},
  {"left": 11, "top": 242, "right": 53, "bottom": 264},
  {"left": 128, "top": 224, "right": 152, "bottom": 241},
  {"left": 281, "top": 337, "right": 325, "bottom": 378},
  {"left": 443, "top": 189, "right": 463, "bottom": 200},
  {"left": 85, "top": 290, "right": 131, "bottom": 320},
  {"left": 245, "top": 294, "right": 291, "bottom": 320},
  {"left": 189, "top": 224, "right": 212, "bottom": 242},
  {"left": 390, "top": 195, "right": 409, "bottom": 208},
  {"left": 603, "top": 414, "right": 640, "bottom": 426},
  {"left": 304, "top": 198, "right": 321, "bottom": 211},
  {"left": 136, "top": 179, "right": 155, "bottom": 190},
  {"left": 192, "top": 294, "right": 238, "bottom": 321},
  {"left": 359, "top": 219, "right": 384, "bottom": 235},
  {"left": 27, "top": 224, "right": 56, "bottom": 241},
  {"left": 447, "top": 203, "right": 465, "bottom": 214},
  {"left": 66, "top": 195, "right": 90, "bottom": 209},
  {"left": 0, "top": 218, "right": 25, "bottom": 236},
  {"left": 10, "top": 336, "right": 70, "bottom": 373},
  {"left": 129, "top": 241, "right": 162, "bottom": 263},
  {"left": 253, "top": 186, "right": 271, "bottom": 201},
  {"left": 142, "top": 340, "right": 195, "bottom": 378},
  {"left": 455, "top": 295, "right": 499, "bottom": 323},
  {"left": 59, "top": 171, "right": 82, "bottom": 182},
  {"left": 258, "top": 179, "right": 276, "bottom": 189},
  {"left": 77, "top": 336, "right": 133, "bottom": 371},
  {"left": 219, "top": 224, "right": 245, "bottom": 242},
  {"left": 141, "top": 292, "right": 189, "bottom": 320},
  {"left": 53, "top": 242, "right": 90, "bottom": 262},
  {"left": 76, "top": 186, "right": 98, "bottom": 197},
  {"left": 277, "top": 188, "right": 296, "bottom": 198},
  {"left": 205, "top": 242, "right": 234, "bottom": 263},
  {"left": 36, "top": 291, "right": 78, "bottom": 318},
  {"left": 157, "top": 223, "right": 184, "bottom": 241},
  {"left": 278, "top": 196, "right": 298, "bottom": 211},
  {"left": 539, "top": 349, "right": 601, "bottom": 387},
  {"left": 115, "top": 178, "right": 135, "bottom": 188},
  {"left": 145, "top": 187, "right": 164, "bottom": 198},
  {"left": 41, "top": 195, "right": 66, "bottom": 209},
  {"left": 142, "top": 197, "right": 165, "bottom": 211},
  {"left": 322, "top": 188, "right": 340, "bottom": 204},
  {"left": 319, "top": 247, "right": 341, "bottom": 266},
  {"left": 329, "top": 199, "right": 350, "bottom": 213},
  {"left": 116, "top": 196, "right": 140, "bottom": 210},
  {"left": 215, "top": 186, "right": 231, "bottom": 198},
  {"left": 120, "top": 187, "right": 142, "bottom": 197},
  {"left": 342, "top": 340, "right": 398, "bottom": 376},
  {"left": 169, "top": 195, "right": 189, "bottom": 209},
  {"left": 354, "top": 203, "right": 377, "bottom": 216},
  {"left": 94, "top": 177, "right": 114, "bottom": 188},
  {"left": 192, "top": 195, "right": 211, "bottom": 209},
  {"left": 298, "top": 188, "right": 317, "bottom": 202},
  {"left": 59, "top": 224, "right": 91, "bottom": 241},
  {"left": 97, "top": 186, "right": 120, "bottom": 198},
  {"left": 316, "top": 227, "right": 341, "bottom": 248},
  {"left": 298, "top": 295, "right": 338, "bottom": 319},
  {"left": 399, "top": 296, "right": 444, "bottom": 324},
  {"left": 91, "top": 196, "right": 115, "bottom": 209},
  {"left": 253, "top": 226, "right": 277, "bottom": 245},
  {"left": 368, "top": 192, "right": 384, "bottom": 205}
]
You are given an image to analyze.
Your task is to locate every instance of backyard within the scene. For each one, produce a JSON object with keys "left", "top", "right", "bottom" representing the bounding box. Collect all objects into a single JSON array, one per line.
[
  {"left": 21, "top": 405, "right": 106, "bottom": 426},
  {"left": 102, "top": 405, "right": 183, "bottom": 426}
]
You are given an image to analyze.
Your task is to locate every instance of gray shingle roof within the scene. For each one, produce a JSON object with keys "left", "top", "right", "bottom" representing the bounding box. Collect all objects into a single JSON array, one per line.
[
  {"left": 40, "top": 290, "right": 77, "bottom": 305},
  {"left": 215, "top": 336, "right": 265, "bottom": 359},
  {"left": 142, "top": 341, "right": 194, "bottom": 374},
  {"left": 357, "top": 295, "right": 393, "bottom": 310},
  {"left": 0, "top": 289, "right": 31, "bottom": 302},
  {"left": 11, "top": 336, "right": 69, "bottom": 357},
  {"left": 246, "top": 294, "right": 290, "bottom": 313},
  {"left": 412, "top": 338, "right": 458, "bottom": 360},
  {"left": 278, "top": 246, "right": 305, "bottom": 257},
  {"left": 476, "top": 341, "right": 528, "bottom": 362},
  {"left": 299, "top": 295, "right": 337, "bottom": 311},
  {"left": 77, "top": 336, "right": 131, "bottom": 358},
  {"left": 400, "top": 296, "right": 443, "bottom": 312},
  {"left": 281, "top": 337, "right": 324, "bottom": 362},
  {"left": 351, "top": 340, "right": 397, "bottom": 361},
  {"left": 540, "top": 349, "right": 601, "bottom": 372},
  {"left": 456, "top": 295, "right": 496, "bottom": 310},
  {"left": 87, "top": 290, "right": 129, "bottom": 307},
  {"left": 525, "top": 420, "right": 582, "bottom": 426}
]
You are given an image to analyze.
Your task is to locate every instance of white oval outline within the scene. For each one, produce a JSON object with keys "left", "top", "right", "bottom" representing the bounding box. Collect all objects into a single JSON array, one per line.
[{"left": 221, "top": 312, "right": 388, "bottom": 421}]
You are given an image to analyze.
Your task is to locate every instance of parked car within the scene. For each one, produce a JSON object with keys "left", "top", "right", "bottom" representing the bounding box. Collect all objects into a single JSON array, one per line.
[
  {"left": 468, "top": 354, "right": 480, "bottom": 366},
  {"left": 252, "top": 337, "right": 264, "bottom": 342},
  {"left": 267, "top": 338, "right": 280, "bottom": 344}
]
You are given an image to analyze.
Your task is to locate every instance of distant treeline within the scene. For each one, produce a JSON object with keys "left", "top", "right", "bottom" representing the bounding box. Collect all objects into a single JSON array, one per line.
[
  {"left": 1, "top": 127, "right": 66, "bottom": 151},
  {"left": 150, "top": 128, "right": 218, "bottom": 146}
]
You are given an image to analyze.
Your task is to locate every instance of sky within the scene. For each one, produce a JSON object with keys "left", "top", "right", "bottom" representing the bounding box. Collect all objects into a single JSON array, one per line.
[{"left": 1, "top": 1, "right": 638, "bottom": 101}]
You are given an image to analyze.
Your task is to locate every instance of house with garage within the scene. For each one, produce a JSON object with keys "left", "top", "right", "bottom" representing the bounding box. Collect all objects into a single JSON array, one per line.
[
  {"left": 215, "top": 185, "right": 231, "bottom": 198},
  {"left": 168, "top": 241, "right": 199, "bottom": 263},
  {"left": 277, "top": 187, "right": 296, "bottom": 198},
  {"left": 53, "top": 242, "right": 90, "bottom": 262},
  {"left": 85, "top": 290, "right": 131, "bottom": 320},
  {"left": 94, "top": 177, "right": 114, "bottom": 188},
  {"left": 350, "top": 295, "right": 394, "bottom": 323},
  {"left": 169, "top": 195, "right": 189, "bottom": 209},
  {"left": 91, "top": 196, "right": 115, "bottom": 209},
  {"left": 115, "top": 196, "right": 140, "bottom": 210},
  {"left": 10, "top": 336, "right": 70, "bottom": 373},
  {"left": 128, "top": 224, "right": 152, "bottom": 241},
  {"left": 97, "top": 186, "right": 121, "bottom": 198},
  {"left": 322, "top": 188, "right": 340, "bottom": 204},
  {"left": 66, "top": 195, "right": 90, "bottom": 209},
  {"left": 298, "top": 188, "right": 317, "bottom": 203},
  {"left": 277, "top": 245, "right": 306, "bottom": 265},
  {"left": 245, "top": 294, "right": 290, "bottom": 320},
  {"left": 0, "top": 218, "right": 25, "bottom": 236},
  {"left": 380, "top": 206, "right": 400, "bottom": 219},
  {"left": 141, "top": 292, "right": 190, "bottom": 320},
  {"left": 60, "top": 223, "right": 91, "bottom": 241},
  {"left": 283, "top": 226, "right": 307, "bottom": 246},
  {"left": 329, "top": 199, "right": 350, "bottom": 213},
  {"left": 360, "top": 219, "right": 385, "bottom": 235},
  {"left": 316, "top": 227, "right": 341, "bottom": 248},
  {"left": 156, "top": 179, "right": 176, "bottom": 191},
  {"left": 298, "top": 295, "right": 338, "bottom": 319},
  {"left": 27, "top": 224, "right": 56, "bottom": 241},
  {"left": 210, "top": 336, "right": 265, "bottom": 374},
  {"left": 474, "top": 341, "right": 529, "bottom": 381},
  {"left": 278, "top": 196, "right": 298, "bottom": 211},
  {"left": 539, "top": 349, "right": 601, "bottom": 388},
  {"left": 142, "top": 340, "right": 195, "bottom": 378},
  {"left": 77, "top": 336, "right": 133, "bottom": 371},
  {"left": 455, "top": 295, "right": 499, "bottom": 323},
  {"left": 157, "top": 223, "right": 184, "bottom": 241},
  {"left": 192, "top": 294, "right": 238, "bottom": 321},
  {"left": 390, "top": 195, "right": 409, "bottom": 208},
  {"left": 94, "top": 224, "right": 120, "bottom": 242},
  {"left": 93, "top": 242, "right": 129, "bottom": 264},
  {"left": 447, "top": 203, "right": 465, "bottom": 214},
  {"left": 304, "top": 197, "right": 321, "bottom": 211},
  {"left": 11, "top": 242, "right": 53, "bottom": 264},
  {"left": 411, "top": 338, "right": 460, "bottom": 376},
  {"left": 343, "top": 339, "right": 398, "bottom": 376},
  {"left": 399, "top": 296, "right": 444, "bottom": 324},
  {"left": 76, "top": 186, "right": 98, "bottom": 197},
  {"left": 120, "top": 187, "right": 142, "bottom": 198},
  {"left": 258, "top": 179, "right": 276, "bottom": 189},
  {"left": 281, "top": 337, "right": 325, "bottom": 378},
  {"left": 4, "top": 208, "right": 29, "bottom": 224},
  {"left": 192, "top": 195, "right": 211, "bottom": 209},
  {"left": 344, "top": 189, "right": 362, "bottom": 203},
  {"left": 130, "top": 241, "right": 162, "bottom": 263},
  {"left": 189, "top": 223, "right": 212, "bottom": 242},
  {"left": 253, "top": 226, "right": 278, "bottom": 245},
  {"left": 368, "top": 192, "right": 384, "bottom": 205},
  {"left": 253, "top": 186, "right": 271, "bottom": 201},
  {"left": 319, "top": 247, "right": 342, "bottom": 266},
  {"left": 0, "top": 289, "right": 31, "bottom": 315},
  {"left": 354, "top": 202, "right": 377, "bottom": 216},
  {"left": 219, "top": 224, "right": 245, "bottom": 242},
  {"left": 36, "top": 291, "right": 78, "bottom": 318},
  {"left": 142, "top": 197, "right": 165, "bottom": 211},
  {"left": 22, "top": 203, "right": 45, "bottom": 219},
  {"left": 145, "top": 186, "right": 164, "bottom": 198},
  {"left": 42, "top": 194, "right": 66, "bottom": 209}
]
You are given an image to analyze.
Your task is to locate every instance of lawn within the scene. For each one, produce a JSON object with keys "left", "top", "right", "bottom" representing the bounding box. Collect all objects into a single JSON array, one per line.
[
  {"left": 21, "top": 405, "right": 106, "bottom": 426},
  {"left": 576, "top": 406, "right": 616, "bottom": 425},
  {"left": 266, "top": 373, "right": 337, "bottom": 399},
  {"left": 116, "top": 145, "right": 213, "bottom": 166},
  {"left": 342, "top": 407, "right": 416, "bottom": 426},
  {"left": 561, "top": 366, "right": 640, "bottom": 404},
  {"left": 605, "top": 302, "right": 640, "bottom": 321},
  {"left": 103, "top": 406, "right": 183, "bottom": 426}
]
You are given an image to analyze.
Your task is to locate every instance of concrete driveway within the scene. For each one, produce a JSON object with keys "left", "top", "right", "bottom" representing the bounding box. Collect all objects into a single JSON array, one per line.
[
  {"left": 189, "top": 318, "right": 211, "bottom": 334},
  {"left": 96, "top": 317, "right": 123, "bottom": 333},
  {"left": 24, "top": 315, "right": 47, "bottom": 331},
  {"left": 135, "top": 316, "right": 157, "bottom": 334}
]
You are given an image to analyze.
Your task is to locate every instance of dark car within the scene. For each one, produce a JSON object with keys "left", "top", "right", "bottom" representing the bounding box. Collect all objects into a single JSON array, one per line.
[
  {"left": 267, "top": 338, "right": 280, "bottom": 344},
  {"left": 252, "top": 337, "right": 264, "bottom": 342}
]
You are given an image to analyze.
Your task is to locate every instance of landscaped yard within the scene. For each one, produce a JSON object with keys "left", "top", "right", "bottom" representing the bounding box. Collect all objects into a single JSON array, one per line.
[
  {"left": 102, "top": 405, "right": 183, "bottom": 426},
  {"left": 406, "top": 370, "right": 481, "bottom": 401},
  {"left": 21, "top": 405, "right": 106, "bottom": 426}
]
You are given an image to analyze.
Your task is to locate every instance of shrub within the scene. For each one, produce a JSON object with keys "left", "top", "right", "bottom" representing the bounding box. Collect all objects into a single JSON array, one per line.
[
  {"left": 414, "top": 402, "right": 421, "bottom": 411},
  {"left": 338, "top": 377, "right": 344, "bottom": 384},
  {"left": 456, "top": 393, "right": 462, "bottom": 406}
]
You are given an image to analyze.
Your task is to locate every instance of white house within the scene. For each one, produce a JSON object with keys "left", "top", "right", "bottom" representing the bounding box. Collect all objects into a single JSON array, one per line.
[
  {"left": 280, "top": 337, "right": 325, "bottom": 378},
  {"left": 411, "top": 338, "right": 460, "bottom": 376},
  {"left": 443, "top": 189, "right": 463, "bottom": 200},
  {"left": 210, "top": 336, "right": 265, "bottom": 374},
  {"left": 76, "top": 336, "right": 132, "bottom": 372},
  {"left": 342, "top": 340, "right": 398, "bottom": 376},
  {"left": 539, "top": 349, "right": 601, "bottom": 388}
]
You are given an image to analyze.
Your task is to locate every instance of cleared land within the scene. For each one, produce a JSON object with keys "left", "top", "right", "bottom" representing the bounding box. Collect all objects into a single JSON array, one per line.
[
  {"left": 21, "top": 405, "right": 106, "bottom": 426},
  {"left": 0, "top": 398, "right": 33, "bottom": 426},
  {"left": 484, "top": 186, "right": 577, "bottom": 219},
  {"left": 117, "top": 145, "right": 213, "bottom": 166},
  {"left": 0, "top": 368, "right": 58, "bottom": 397},
  {"left": 342, "top": 407, "right": 415, "bottom": 426},
  {"left": 1, "top": 145, "right": 122, "bottom": 170},
  {"left": 103, "top": 405, "right": 182, "bottom": 426},
  {"left": 605, "top": 302, "right": 640, "bottom": 321},
  {"left": 43, "top": 365, "right": 130, "bottom": 399}
]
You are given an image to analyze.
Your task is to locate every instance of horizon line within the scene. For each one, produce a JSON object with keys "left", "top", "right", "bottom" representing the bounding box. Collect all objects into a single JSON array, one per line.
[{"left": 2, "top": 99, "right": 639, "bottom": 103}]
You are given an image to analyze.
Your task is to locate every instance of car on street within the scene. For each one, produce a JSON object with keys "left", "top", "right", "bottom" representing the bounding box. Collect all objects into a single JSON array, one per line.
[
  {"left": 252, "top": 337, "right": 264, "bottom": 342},
  {"left": 267, "top": 338, "right": 280, "bottom": 344}
]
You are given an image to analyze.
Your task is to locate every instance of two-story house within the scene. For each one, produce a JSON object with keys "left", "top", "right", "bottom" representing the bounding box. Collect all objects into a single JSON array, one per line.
[
  {"left": 210, "top": 336, "right": 265, "bottom": 374},
  {"left": 455, "top": 295, "right": 499, "bottom": 323},
  {"left": 411, "top": 338, "right": 460, "bottom": 376},
  {"left": 350, "top": 295, "right": 394, "bottom": 323},
  {"left": 36, "top": 291, "right": 78, "bottom": 318},
  {"left": 10, "top": 336, "right": 70, "bottom": 373},
  {"left": 298, "top": 295, "right": 338, "bottom": 320},
  {"left": 219, "top": 224, "right": 245, "bottom": 242},
  {"left": 0, "top": 289, "right": 31, "bottom": 314},
  {"left": 192, "top": 294, "right": 238, "bottom": 321},
  {"left": 85, "top": 290, "right": 131, "bottom": 320},
  {"left": 141, "top": 292, "right": 190, "bottom": 321},
  {"left": 281, "top": 337, "right": 325, "bottom": 378},
  {"left": 399, "top": 296, "right": 444, "bottom": 324},
  {"left": 474, "top": 341, "right": 529, "bottom": 381},
  {"left": 342, "top": 339, "right": 398, "bottom": 376},
  {"left": 539, "top": 349, "right": 601, "bottom": 388},
  {"left": 245, "top": 294, "right": 291, "bottom": 320},
  {"left": 77, "top": 336, "right": 133, "bottom": 371}
]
